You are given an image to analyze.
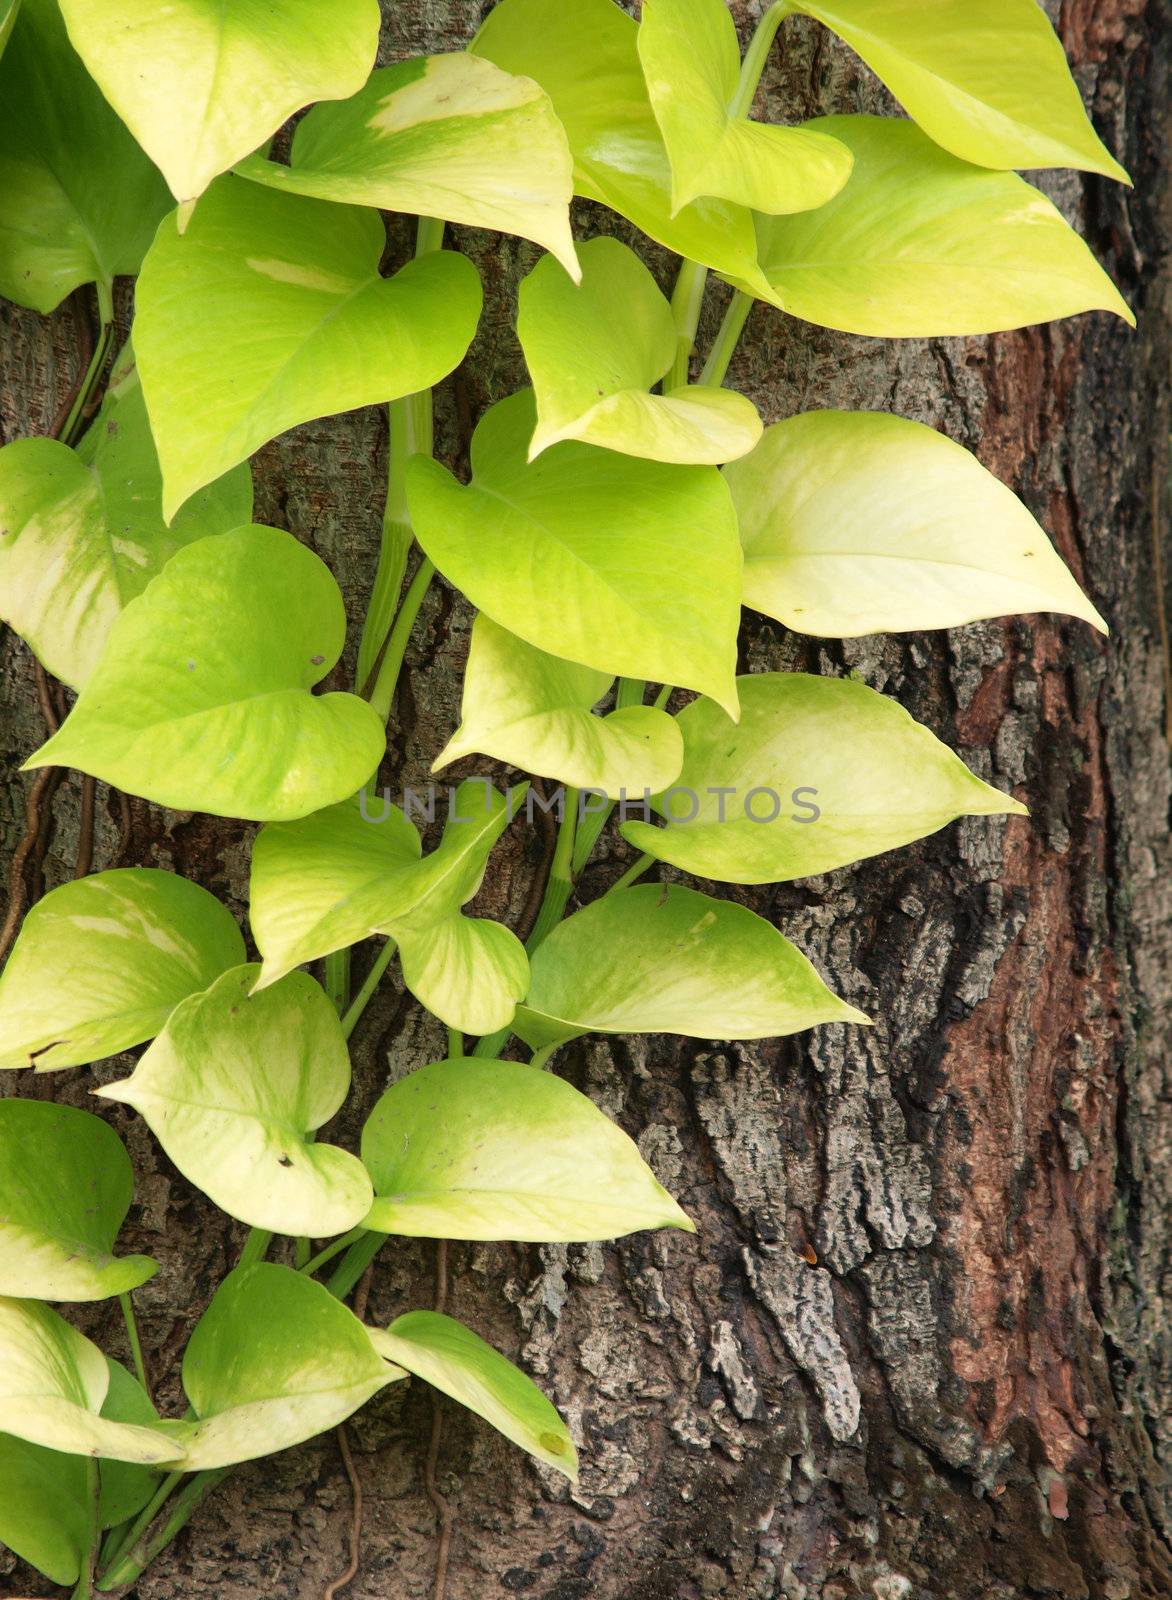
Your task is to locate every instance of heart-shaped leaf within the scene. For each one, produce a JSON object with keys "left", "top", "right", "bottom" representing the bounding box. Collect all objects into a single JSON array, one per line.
[
  {"left": 518, "top": 237, "right": 761, "bottom": 463},
  {"left": 514, "top": 884, "right": 868, "bottom": 1052},
  {"left": 370, "top": 1311, "right": 577, "bottom": 1477},
  {"left": 473, "top": 0, "right": 770, "bottom": 291},
  {"left": 434, "top": 615, "right": 684, "bottom": 799},
  {"left": 236, "top": 53, "right": 578, "bottom": 280},
  {"left": 0, "top": 0, "right": 170, "bottom": 313},
  {"left": 725, "top": 409, "right": 1106, "bottom": 636},
  {"left": 136, "top": 176, "right": 483, "bottom": 517},
  {"left": 0, "top": 867, "right": 245, "bottom": 1072},
  {"left": 99, "top": 967, "right": 373, "bottom": 1238},
  {"left": 165, "top": 1264, "right": 403, "bottom": 1470},
  {"left": 58, "top": 0, "right": 380, "bottom": 204},
  {"left": 0, "top": 1361, "right": 162, "bottom": 1586},
  {"left": 637, "top": 0, "right": 853, "bottom": 214},
  {"left": 25, "top": 526, "right": 387, "bottom": 822},
  {"left": 0, "top": 1298, "right": 177, "bottom": 1464},
  {"left": 792, "top": 0, "right": 1129, "bottom": 181},
  {"left": 738, "top": 116, "right": 1132, "bottom": 337},
  {"left": 250, "top": 781, "right": 528, "bottom": 1036},
  {"left": 621, "top": 673, "right": 1026, "bottom": 884},
  {"left": 407, "top": 390, "right": 742, "bottom": 716},
  {"left": 0, "top": 354, "right": 252, "bottom": 690},
  {"left": 361, "top": 1056, "right": 694, "bottom": 1241},
  {"left": 0, "top": 1100, "right": 156, "bottom": 1300}
]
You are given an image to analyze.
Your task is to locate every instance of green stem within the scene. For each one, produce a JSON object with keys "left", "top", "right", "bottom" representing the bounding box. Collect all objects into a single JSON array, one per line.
[
  {"left": 71, "top": 1458, "right": 101, "bottom": 1599},
  {"left": 299, "top": 1226, "right": 366, "bottom": 1278},
  {"left": 98, "top": 1470, "right": 232, "bottom": 1592},
  {"left": 326, "top": 1229, "right": 387, "bottom": 1301},
  {"left": 61, "top": 318, "right": 114, "bottom": 447},
  {"left": 238, "top": 1227, "right": 273, "bottom": 1270},
  {"left": 118, "top": 1292, "right": 149, "bottom": 1397},
  {"left": 608, "top": 852, "right": 656, "bottom": 895},
  {"left": 731, "top": 1, "right": 790, "bottom": 117},
  {"left": 367, "top": 558, "right": 436, "bottom": 723},
  {"left": 666, "top": 259, "right": 708, "bottom": 392},
  {"left": 324, "top": 947, "right": 351, "bottom": 1016},
  {"left": 527, "top": 788, "right": 578, "bottom": 950},
  {"left": 447, "top": 1025, "right": 465, "bottom": 1057},
  {"left": 340, "top": 938, "right": 397, "bottom": 1039},
  {"left": 294, "top": 1236, "right": 310, "bottom": 1269},
  {"left": 98, "top": 1470, "right": 185, "bottom": 1581},
  {"left": 356, "top": 213, "right": 443, "bottom": 694},
  {"left": 699, "top": 292, "right": 753, "bottom": 387}
]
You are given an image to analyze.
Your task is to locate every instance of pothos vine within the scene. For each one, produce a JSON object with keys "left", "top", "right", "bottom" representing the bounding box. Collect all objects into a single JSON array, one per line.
[{"left": 0, "top": 0, "right": 1130, "bottom": 1593}]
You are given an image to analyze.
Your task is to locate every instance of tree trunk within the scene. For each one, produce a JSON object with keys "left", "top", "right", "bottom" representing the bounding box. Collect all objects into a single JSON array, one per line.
[{"left": 2, "top": 2, "right": 1170, "bottom": 1597}]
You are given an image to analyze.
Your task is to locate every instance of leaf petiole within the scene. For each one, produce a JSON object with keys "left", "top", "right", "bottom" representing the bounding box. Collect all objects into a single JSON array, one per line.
[{"left": 118, "top": 1292, "right": 150, "bottom": 1399}]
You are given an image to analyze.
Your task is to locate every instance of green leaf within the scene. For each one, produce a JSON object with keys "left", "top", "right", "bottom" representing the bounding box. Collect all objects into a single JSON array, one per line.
[
  {"left": 96, "top": 1361, "right": 165, "bottom": 1529},
  {"left": 0, "top": 0, "right": 169, "bottom": 313},
  {"left": 0, "top": 867, "right": 245, "bottom": 1072},
  {"left": 792, "top": 0, "right": 1130, "bottom": 181},
  {"left": 250, "top": 782, "right": 528, "bottom": 1036},
  {"left": 621, "top": 672, "right": 1027, "bottom": 884},
  {"left": 472, "top": 0, "right": 770, "bottom": 291},
  {"left": 435, "top": 616, "right": 683, "bottom": 800},
  {"left": 0, "top": 1360, "right": 159, "bottom": 1585},
  {"left": 0, "top": 355, "right": 251, "bottom": 691},
  {"left": 136, "top": 176, "right": 483, "bottom": 518},
  {"left": 726, "top": 409, "right": 1107, "bottom": 635},
  {"left": 514, "top": 884, "right": 867, "bottom": 1052},
  {"left": 407, "top": 390, "right": 742, "bottom": 716},
  {"left": 518, "top": 237, "right": 761, "bottom": 464},
  {"left": 58, "top": 0, "right": 380, "bottom": 204},
  {"left": 361, "top": 1056, "right": 693, "bottom": 1241},
  {"left": 0, "top": 1100, "right": 156, "bottom": 1300},
  {"left": 165, "top": 1264, "right": 403, "bottom": 1470},
  {"left": 0, "top": 1429, "right": 90, "bottom": 1585},
  {"left": 236, "top": 52, "right": 578, "bottom": 280},
  {"left": 637, "top": 0, "right": 853, "bottom": 214},
  {"left": 739, "top": 116, "right": 1132, "bottom": 337},
  {"left": 99, "top": 967, "right": 373, "bottom": 1238},
  {"left": 0, "top": 1297, "right": 177, "bottom": 1464},
  {"left": 24, "top": 525, "right": 386, "bottom": 822},
  {"left": 370, "top": 1311, "right": 577, "bottom": 1478}
]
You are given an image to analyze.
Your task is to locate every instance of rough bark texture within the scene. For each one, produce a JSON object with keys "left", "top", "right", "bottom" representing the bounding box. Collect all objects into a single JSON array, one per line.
[{"left": 2, "top": 3, "right": 1171, "bottom": 1597}]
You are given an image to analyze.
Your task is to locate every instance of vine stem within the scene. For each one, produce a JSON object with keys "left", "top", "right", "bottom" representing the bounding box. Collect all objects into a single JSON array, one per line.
[
  {"left": 367, "top": 558, "right": 436, "bottom": 723},
  {"left": 340, "top": 939, "right": 397, "bottom": 1039},
  {"left": 118, "top": 1293, "right": 150, "bottom": 1398},
  {"left": 60, "top": 316, "right": 114, "bottom": 447},
  {"left": 730, "top": 2, "right": 790, "bottom": 119},
  {"left": 607, "top": 852, "right": 656, "bottom": 895},
  {"left": 666, "top": 260, "right": 708, "bottom": 392},
  {"left": 97, "top": 1470, "right": 231, "bottom": 1592},
  {"left": 699, "top": 292, "right": 753, "bottom": 388},
  {"left": 356, "top": 214, "right": 443, "bottom": 695}
]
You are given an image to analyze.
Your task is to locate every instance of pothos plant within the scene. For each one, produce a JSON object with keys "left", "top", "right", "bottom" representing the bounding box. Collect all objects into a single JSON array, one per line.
[{"left": 0, "top": 0, "right": 1129, "bottom": 1592}]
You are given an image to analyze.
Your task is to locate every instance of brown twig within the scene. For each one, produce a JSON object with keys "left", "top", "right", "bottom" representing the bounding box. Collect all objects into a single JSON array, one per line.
[
  {"left": 1150, "top": 460, "right": 1172, "bottom": 746},
  {"left": 75, "top": 773, "right": 96, "bottom": 878},
  {"left": 424, "top": 1240, "right": 453, "bottom": 1600},
  {"left": 515, "top": 776, "right": 559, "bottom": 946},
  {"left": 0, "top": 766, "right": 57, "bottom": 963},
  {"left": 321, "top": 1263, "right": 376, "bottom": 1600},
  {"left": 322, "top": 1425, "right": 363, "bottom": 1600}
]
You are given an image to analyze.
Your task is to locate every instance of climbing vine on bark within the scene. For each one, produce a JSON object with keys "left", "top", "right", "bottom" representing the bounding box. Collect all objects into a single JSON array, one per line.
[{"left": 0, "top": 0, "right": 1131, "bottom": 1593}]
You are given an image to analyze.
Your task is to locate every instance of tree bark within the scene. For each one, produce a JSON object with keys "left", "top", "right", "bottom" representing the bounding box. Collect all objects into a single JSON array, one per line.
[{"left": 2, "top": 2, "right": 1171, "bottom": 1597}]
